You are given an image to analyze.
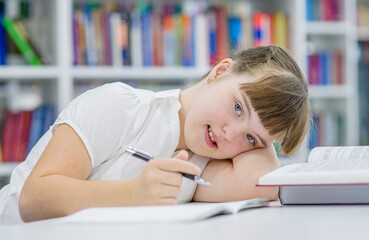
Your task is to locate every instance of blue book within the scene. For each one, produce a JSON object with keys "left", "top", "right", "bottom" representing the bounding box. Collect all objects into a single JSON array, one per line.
[
  {"left": 43, "top": 105, "right": 55, "bottom": 134},
  {"left": 208, "top": 10, "right": 216, "bottom": 65},
  {"left": 141, "top": 4, "right": 153, "bottom": 66},
  {"left": 27, "top": 106, "right": 46, "bottom": 154},
  {"left": 0, "top": 12, "right": 7, "bottom": 65},
  {"left": 228, "top": 16, "right": 242, "bottom": 53},
  {"left": 83, "top": 4, "right": 97, "bottom": 66},
  {"left": 309, "top": 115, "right": 318, "bottom": 149},
  {"left": 306, "top": 0, "right": 314, "bottom": 21},
  {"left": 320, "top": 51, "right": 329, "bottom": 85}
]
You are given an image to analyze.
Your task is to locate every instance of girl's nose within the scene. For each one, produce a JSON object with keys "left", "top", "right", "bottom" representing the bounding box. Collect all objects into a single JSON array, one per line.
[{"left": 222, "top": 122, "right": 242, "bottom": 142}]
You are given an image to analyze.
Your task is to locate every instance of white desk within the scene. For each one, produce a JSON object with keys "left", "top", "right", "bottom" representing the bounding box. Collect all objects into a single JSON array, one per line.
[{"left": 1, "top": 202, "right": 369, "bottom": 240}]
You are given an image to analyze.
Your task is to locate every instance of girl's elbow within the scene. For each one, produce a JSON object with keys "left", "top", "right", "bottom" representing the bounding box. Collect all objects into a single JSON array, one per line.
[{"left": 18, "top": 190, "right": 34, "bottom": 222}]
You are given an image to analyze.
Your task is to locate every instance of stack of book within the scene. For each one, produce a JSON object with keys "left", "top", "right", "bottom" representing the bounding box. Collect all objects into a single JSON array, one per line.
[
  {"left": 1, "top": 105, "right": 55, "bottom": 163},
  {"left": 72, "top": 1, "right": 289, "bottom": 67},
  {"left": 306, "top": 0, "right": 342, "bottom": 21},
  {"left": 307, "top": 50, "right": 343, "bottom": 85},
  {"left": 309, "top": 112, "right": 346, "bottom": 149}
]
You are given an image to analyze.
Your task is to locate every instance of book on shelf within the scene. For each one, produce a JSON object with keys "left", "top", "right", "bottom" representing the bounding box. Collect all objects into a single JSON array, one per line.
[
  {"left": 59, "top": 198, "right": 268, "bottom": 224},
  {"left": 306, "top": 0, "right": 341, "bottom": 22},
  {"left": 309, "top": 112, "right": 345, "bottom": 149},
  {"left": 1, "top": 16, "right": 42, "bottom": 65},
  {"left": 1, "top": 105, "right": 55, "bottom": 162},
  {"left": 308, "top": 49, "right": 343, "bottom": 85},
  {"left": 72, "top": 2, "right": 288, "bottom": 67},
  {"left": 0, "top": 11, "right": 7, "bottom": 65},
  {"left": 258, "top": 146, "right": 369, "bottom": 205}
]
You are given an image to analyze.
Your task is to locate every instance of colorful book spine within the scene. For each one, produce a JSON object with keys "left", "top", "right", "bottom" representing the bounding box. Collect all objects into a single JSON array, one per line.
[
  {"left": 308, "top": 50, "right": 343, "bottom": 85},
  {"left": 309, "top": 112, "right": 346, "bottom": 149},
  {"left": 163, "top": 8, "right": 175, "bottom": 66},
  {"left": 306, "top": 0, "right": 342, "bottom": 21},
  {"left": 142, "top": 4, "right": 153, "bottom": 66},
  {"left": 71, "top": 3, "right": 288, "bottom": 67}
]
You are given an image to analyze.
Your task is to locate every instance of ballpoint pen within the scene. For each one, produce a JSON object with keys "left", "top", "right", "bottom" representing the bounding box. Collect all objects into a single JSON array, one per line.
[{"left": 126, "top": 146, "right": 211, "bottom": 185}]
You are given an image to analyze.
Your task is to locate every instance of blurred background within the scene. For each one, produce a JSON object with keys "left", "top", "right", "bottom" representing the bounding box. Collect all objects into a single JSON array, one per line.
[{"left": 0, "top": 0, "right": 368, "bottom": 187}]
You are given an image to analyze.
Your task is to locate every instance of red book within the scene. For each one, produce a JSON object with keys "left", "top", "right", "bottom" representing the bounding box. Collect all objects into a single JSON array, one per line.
[
  {"left": 215, "top": 6, "right": 228, "bottom": 64},
  {"left": 12, "top": 112, "right": 23, "bottom": 162},
  {"left": 16, "top": 111, "right": 32, "bottom": 162},
  {"left": 324, "top": 0, "right": 332, "bottom": 21},
  {"left": 334, "top": 50, "right": 344, "bottom": 85},
  {"left": 253, "top": 12, "right": 262, "bottom": 46},
  {"left": 1, "top": 110, "right": 12, "bottom": 162},
  {"left": 152, "top": 11, "right": 163, "bottom": 66}
]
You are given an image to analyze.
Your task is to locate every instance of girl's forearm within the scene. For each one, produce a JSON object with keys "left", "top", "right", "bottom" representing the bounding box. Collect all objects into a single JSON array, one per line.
[
  {"left": 19, "top": 175, "right": 135, "bottom": 222},
  {"left": 194, "top": 146, "right": 280, "bottom": 202}
]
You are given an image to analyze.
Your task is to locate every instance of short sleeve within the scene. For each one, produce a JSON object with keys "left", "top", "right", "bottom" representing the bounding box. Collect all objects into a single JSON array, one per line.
[{"left": 53, "top": 83, "right": 152, "bottom": 168}]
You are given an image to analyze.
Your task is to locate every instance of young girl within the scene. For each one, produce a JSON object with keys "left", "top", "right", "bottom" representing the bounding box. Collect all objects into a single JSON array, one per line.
[{"left": 0, "top": 46, "right": 310, "bottom": 224}]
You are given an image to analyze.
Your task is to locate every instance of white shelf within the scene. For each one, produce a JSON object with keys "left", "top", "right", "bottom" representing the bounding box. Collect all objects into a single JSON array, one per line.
[
  {"left": 306, "top": 22, "right": 349, "bottom": 35},
  {"left": 0, "top": 66, "right": 59, "bottom": 80},
  {"left": 357, "top": 27, "right": 369, "bottom": 41},
  {"left": 0, "top": 162, "right": 19, "bottom": 177},
  {"left": 72, "top": 66, "right": 210, "bottom": 81},
  {"left": 308, "top": 85, "right": 353, "bottom": 99}
]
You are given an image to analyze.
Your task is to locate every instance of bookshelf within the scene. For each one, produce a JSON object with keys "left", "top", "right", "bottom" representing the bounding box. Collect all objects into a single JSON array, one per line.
[
  {"left": 304, "top": 0, "right": 359, "bottom": 150},
  {"left": 0, "top": 0, "right": 362, "bottom": 180},
  {"left": 357, "top": 0, "right": 369, "bottom": 145}
]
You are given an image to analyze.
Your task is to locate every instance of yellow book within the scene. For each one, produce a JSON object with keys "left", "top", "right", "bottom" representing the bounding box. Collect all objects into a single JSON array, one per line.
[{"left": 273, "top": 11, "right": 288, "bottom": 49}]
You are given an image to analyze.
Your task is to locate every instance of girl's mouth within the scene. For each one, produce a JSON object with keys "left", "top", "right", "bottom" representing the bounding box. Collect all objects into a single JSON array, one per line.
[{"left": 205, "top": 125, "right": 217, "bottom": 148}]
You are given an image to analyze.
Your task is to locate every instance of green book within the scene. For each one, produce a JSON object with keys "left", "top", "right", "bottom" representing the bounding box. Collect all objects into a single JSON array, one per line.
[{"left": 1, "top": 17, "right": 42, "bottom": 65}]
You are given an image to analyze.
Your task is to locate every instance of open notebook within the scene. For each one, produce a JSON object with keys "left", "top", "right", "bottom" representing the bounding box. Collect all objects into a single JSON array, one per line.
[{"left": 59, "top": 198, "right": 268, "bottom": 224}]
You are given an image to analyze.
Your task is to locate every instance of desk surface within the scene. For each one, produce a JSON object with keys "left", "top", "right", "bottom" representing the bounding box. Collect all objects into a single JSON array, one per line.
[{"left": 1, "top": 202, "right": 369, "bottom": 240}]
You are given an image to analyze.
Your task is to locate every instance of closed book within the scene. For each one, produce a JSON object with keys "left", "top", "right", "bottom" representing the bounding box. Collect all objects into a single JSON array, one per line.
[
  {"left": 162, "top": 13, "right": 176, "bottom": 66},
  {"left": 215, "top": 5, "right": 228, "bottom": 64},
  {"left": 84, "top": 4, "right": 98, "bottom": 66},
  {"left": 258, "top": 146, "right": 369, "bottom": 204},
  {"left": 142, "top": 4, "right": 153, "bottom": 66},
  {"left": 228, "top": 16, "right": 242, "bottom": 53},
  {"left": 27, "top": 106, "right": 45, "bottom": 154},
  {"left": 130, "top": 10, "right": 142, "bottom": 66},
  {"left": 1, "top": 111, "right": 15, "bottom": 162},
  {"left": 152, "top": 8, "right": 163, "bottom": 66},
  {"left": 207, "top": 8, "right": 217, "bottom": 66},
  {"left": 16, "top": 111, "right": 32, "bottom": 162},
  {"left": 273, "top": 12, "right": 288, "bottom": 49},
  {"left": 194, "top": 10, "right": 209, "bottom": 68},
  {"left": 0, "top": 12, "right": 7, "bottom": 65}
]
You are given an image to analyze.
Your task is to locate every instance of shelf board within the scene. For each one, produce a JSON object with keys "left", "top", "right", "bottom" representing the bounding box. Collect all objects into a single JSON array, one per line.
[
  {"left": 0, "top": 162, "right": 19, "bottom": 177},
  {"left": 308, "top": 85, "right": 351, "bottom": 99},
  {"left": 358, "top": 27, "right": 369, "bottom": 41},
  {"left": 306, "top": 21, "right": 348, "bottom": 35},
  {"left": 0, "top": 66, "right": 59, "bottom": 80},
  {"left": 72, "top": 66, "right": 210, "bottom": 81}
]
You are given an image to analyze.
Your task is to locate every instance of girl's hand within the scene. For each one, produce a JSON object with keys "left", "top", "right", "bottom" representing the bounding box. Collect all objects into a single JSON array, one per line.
[{"left": 131, "top": 150, "right": 201, "bottom": 205}]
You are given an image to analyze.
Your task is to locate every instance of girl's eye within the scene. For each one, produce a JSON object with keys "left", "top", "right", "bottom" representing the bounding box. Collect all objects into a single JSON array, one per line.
[
  {"left": 234, "top": 102, "right": 242, "bottom": 116},
  {"left": 247, "top": 134, "right": 255, "bottom": 145}
]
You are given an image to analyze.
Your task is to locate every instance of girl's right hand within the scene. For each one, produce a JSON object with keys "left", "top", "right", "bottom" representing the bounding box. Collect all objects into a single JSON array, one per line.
[{"left": 130, "top": 150, "right": 201, "bottom": 205}]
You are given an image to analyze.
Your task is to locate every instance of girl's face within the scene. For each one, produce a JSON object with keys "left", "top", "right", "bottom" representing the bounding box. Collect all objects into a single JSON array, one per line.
[{"left": 181, "top": 71, "right": 275, "bottom": 160}]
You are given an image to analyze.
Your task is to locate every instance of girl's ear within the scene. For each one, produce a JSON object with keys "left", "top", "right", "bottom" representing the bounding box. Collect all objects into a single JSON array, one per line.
[{"left": 207, "top": 58, "right": 234, "bottom": 83}]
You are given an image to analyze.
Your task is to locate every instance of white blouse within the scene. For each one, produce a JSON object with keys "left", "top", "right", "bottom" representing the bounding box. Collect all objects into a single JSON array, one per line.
[{"left": 0, "top": 82, "right": 210, "bottom": 224}]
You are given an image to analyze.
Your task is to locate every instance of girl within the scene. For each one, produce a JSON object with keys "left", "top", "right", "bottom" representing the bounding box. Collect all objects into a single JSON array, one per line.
[{"left": 0, "top": 46, "right": 310, "bottom": 224}]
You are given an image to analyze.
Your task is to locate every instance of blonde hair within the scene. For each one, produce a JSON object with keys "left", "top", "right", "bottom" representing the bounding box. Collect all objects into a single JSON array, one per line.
[{"left": 230, "top": 46, "right": 310, "bottom": 156}]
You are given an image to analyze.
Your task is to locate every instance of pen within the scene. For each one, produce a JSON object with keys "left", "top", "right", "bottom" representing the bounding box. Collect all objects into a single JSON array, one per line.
[{"left": 126, "top": 147, "right": 211, "bottom": 185}]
